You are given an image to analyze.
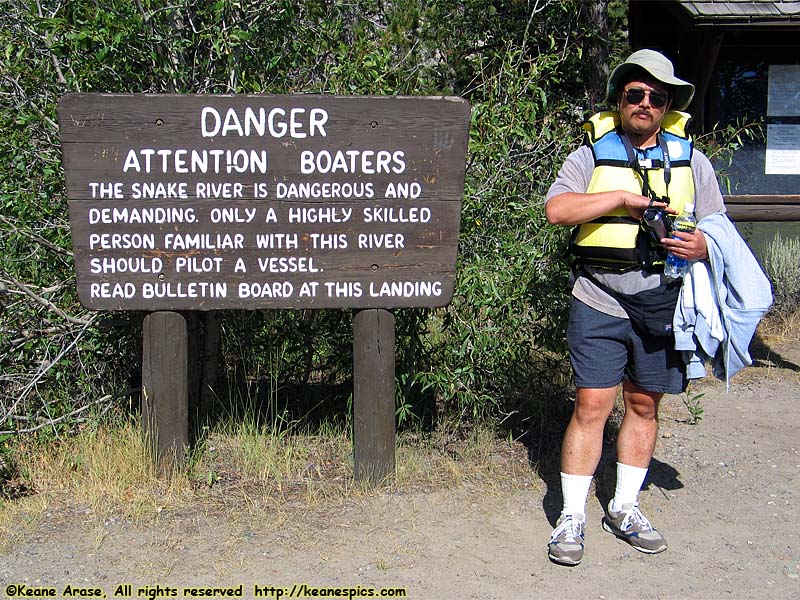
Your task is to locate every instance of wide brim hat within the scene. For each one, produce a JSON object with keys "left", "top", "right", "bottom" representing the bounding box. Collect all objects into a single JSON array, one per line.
[{"left": 605, "top": 49, "right": 695, "bottom": 111}]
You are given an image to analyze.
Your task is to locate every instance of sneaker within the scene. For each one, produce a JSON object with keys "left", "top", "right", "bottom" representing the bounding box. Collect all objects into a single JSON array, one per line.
[
  {"left": 602, "top": 501, "right": 667, "bottom": 554},
  {"left": 548, "top": 513, "right": 585, "bottom": 566}
]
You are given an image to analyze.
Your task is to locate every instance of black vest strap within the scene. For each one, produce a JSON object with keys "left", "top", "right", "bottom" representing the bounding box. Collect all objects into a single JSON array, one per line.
[{"left": 618, "top": 131, "right": 671, "bottom": 201}]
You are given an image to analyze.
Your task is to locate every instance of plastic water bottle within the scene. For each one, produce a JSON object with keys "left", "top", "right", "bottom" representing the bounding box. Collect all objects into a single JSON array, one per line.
[{"left": 664, "top": 202, "right": 696, "bottom": 279}]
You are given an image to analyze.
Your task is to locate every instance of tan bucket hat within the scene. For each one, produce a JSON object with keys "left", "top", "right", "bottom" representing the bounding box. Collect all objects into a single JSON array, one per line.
[{"left": 605, "top": 49, "right": 695, "bottom": 111}]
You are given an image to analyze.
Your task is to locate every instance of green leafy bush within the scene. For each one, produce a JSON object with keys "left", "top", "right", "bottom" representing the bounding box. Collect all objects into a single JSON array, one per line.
[
  {"left": 1, "top": 0, "right": 622, "bottom": 438},
  {"left": 762, "top": 232, "right": 800, "bottom": 314}
]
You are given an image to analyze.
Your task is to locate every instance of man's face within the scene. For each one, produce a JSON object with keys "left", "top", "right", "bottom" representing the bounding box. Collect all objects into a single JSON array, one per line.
[{"left": 617, "top": 77, "right": 672, "bottom": 142}]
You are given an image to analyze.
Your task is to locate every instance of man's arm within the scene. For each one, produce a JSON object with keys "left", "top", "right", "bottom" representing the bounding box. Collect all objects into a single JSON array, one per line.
[
  {"left": 545, "top": 190, "right": 665, "bottom": 226},
  {"left": 544, "top": 145, "right": 671, "bottom": 226}
]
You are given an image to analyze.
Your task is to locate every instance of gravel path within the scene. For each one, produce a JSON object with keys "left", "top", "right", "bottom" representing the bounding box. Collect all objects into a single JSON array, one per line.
[{"left": 2, "top": 340, "right": 799, "bottom": 600}]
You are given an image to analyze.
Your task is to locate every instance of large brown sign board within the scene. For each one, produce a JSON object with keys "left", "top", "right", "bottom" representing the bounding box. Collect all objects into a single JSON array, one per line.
[{"left": 58, "top": 94, "right": 470, "bottom": 310}]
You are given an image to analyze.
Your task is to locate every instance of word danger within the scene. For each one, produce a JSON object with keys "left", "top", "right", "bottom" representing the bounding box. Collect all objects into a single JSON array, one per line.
[{"left": 200, "top": 106, "right": 328, "bottom": 138}]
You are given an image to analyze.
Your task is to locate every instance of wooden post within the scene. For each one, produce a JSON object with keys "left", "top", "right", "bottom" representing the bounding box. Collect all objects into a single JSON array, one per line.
[
  {"left": 142, "top": 311, "right": 189, "bottom": 474},
  {"left": 352, "top": 308, "right": 396, "bottom": 486}
]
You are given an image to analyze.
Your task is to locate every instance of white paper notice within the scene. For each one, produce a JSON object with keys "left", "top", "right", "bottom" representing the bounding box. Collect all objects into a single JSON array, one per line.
[
  {"left": 768, "top": 65, "right": 800, "bottom": 117},
  {"left": 765, "top": 124, "right": 800, "bottom": 174}
]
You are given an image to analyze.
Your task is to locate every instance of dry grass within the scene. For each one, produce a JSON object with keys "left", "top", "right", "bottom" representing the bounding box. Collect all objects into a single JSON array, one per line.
[
  {"left": 0, "top": 420, "right": 193, "bottom": 528},
  {"left": 0, "top": 415, "right": 537, "bottom": 544},
  {"left": 758, "top": 308, "right": 800, "bottom": 343}
]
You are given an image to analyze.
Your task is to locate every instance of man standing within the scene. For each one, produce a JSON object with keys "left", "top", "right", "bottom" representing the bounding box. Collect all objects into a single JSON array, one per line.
[{"left": 544, "top": 49, "right": 726, "bottom": 566}]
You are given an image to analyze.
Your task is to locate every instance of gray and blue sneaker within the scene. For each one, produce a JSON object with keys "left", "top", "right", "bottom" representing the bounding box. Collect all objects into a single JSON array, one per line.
[
  {"left": 602, "top": 501, "right": 667, "bottom": 554},
  {"left": 548, "top": 513, "right": 585, "bottom": 566}
]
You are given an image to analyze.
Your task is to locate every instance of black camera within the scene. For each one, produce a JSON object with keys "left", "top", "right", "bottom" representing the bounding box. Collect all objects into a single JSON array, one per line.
[{"left": 641, "top": 206, "right": 674, "bottom": 244}]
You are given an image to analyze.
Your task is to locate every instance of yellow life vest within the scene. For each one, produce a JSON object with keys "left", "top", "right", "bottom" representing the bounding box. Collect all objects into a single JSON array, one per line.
[{"left": 570, "top": 110, "right": 695, "bottom": 269}]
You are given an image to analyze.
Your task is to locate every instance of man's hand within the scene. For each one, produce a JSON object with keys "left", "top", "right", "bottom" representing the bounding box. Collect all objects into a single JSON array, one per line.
[
  {"left": 621, "top": 191, "right": 676, "bottom": 220},
  {"left": 546, "top": 190, "right": 679, "bottom": 226},
  {"left": 661, "top": 228, "right": 708, "bottom": 261}
]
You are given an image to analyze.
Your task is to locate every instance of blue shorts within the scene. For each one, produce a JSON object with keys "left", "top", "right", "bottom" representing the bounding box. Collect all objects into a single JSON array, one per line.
[{"left": 567, "top": 298, "right": 687, "bottom": 394}]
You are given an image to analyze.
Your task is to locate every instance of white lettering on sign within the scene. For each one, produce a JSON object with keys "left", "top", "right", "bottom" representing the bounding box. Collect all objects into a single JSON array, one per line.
[
  {"left": 89, "top": 182, "right": 124, "bottom": 198},
  {"left": 299, "top": 150, "right": 405, "bottom": 174},
  {"left": 298, "top": 282, "right": 319, "bottom": 297},
  {"left": 142, "top": 282, "right": 227, "bottom": 298},
  {"left": 325, "top": 281, "right": 363, "bottom": 298},
  {"left": 88, "top": 207, "right": 197, "bottom": 224},
  {"left": 175, "top": 256, "right": 223, "bottom": 273},
  {"left": 130, "top": 181, "right": 188, "bottom": 199},
  {"left": 59, "top": 95, "right": 470, "bottom": 310},
  {"left": 309, "top": 233, "right": 347, "bottom": 249},
  {"left": 89, "top": 233, "right": 156, "bottom": 250},
  {"left": 200, "top": 106, "right": 328, "bottom": 139},
  {"left": 385, "top": 181, "right": 421, "bottom": 198},
  {"left": 369, "top": 281, "right": 443, "bottom": 298},
  {"left": 257, "top": 256, "right": 320, "bottom": 274},
  {"left": 255, "top": 233, "right": 298, "bottom": 249},
  {"left": 358, "top": 233, "right": 404, "bottom": 249},
  {"left": 163, "top": 233, "right": 244, "bottom": 250},
  {"left": 122, "top": 148, "right": 267, "bottom": 174},
  {"left": 254, "top": 182, "right": 269, "bottom": 198},
  {"left": 276, "top": 181, "right": 374, "bottom": 199},
  {"left": 90, "top": 257, "right": 163, "bottom": 274},
  {"left": 209, "top": 206, "right": 255, "bottom": 223},
  {"left": 196, "top": 182, "right": 244, "bottom": 199},
  {"left": 288, "top": 207, "right": 352, "bottom": 223},
  {"left": 362, "top": 207, "right": 431, "bottom": 223},
  {"left": 238, "top": 281, "right": 294, "bottom": 298},
  {"left": 90, "top": 282, "right": 136, "bottom": 298}
]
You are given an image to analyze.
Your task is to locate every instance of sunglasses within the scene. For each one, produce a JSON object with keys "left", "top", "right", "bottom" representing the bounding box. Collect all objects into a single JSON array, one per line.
[{"left": 623, "top": 87, "right": 670, "bottom": 109}]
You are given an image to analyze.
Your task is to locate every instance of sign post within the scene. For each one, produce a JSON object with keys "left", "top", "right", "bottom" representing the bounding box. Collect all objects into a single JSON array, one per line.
[
  {"left": 353, "top": 308, "right": 395, "bottom": 485},
  {"left": 58, "top": 94, "right": 470, "bottom": 480},
  {"left": 142, "top": 311, "right": 188, "bottom": 473}
]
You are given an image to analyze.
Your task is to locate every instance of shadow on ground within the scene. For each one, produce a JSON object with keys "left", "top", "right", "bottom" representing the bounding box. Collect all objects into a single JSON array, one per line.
[
  {"left": 525, "top": 399, "right": 685, "bottom": 528},
  {"left": 749, "top": 333, "right": 800, "bottom": 371}
]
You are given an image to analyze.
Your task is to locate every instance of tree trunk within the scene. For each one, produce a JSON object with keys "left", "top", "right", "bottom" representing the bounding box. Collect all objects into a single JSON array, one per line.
[{"left": 581, "top": 0, "right": 610, "bottom": 107}]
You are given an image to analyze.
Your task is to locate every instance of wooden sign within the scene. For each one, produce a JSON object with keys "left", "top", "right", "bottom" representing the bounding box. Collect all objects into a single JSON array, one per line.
[{"left": 58, "top": 94, "right": 470, "bottom": 310}]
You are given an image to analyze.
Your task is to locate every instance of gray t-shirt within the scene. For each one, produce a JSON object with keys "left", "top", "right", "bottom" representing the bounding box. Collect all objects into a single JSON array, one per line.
[{"left": 545, "top": 144, "right": 726, "bottom": 318}]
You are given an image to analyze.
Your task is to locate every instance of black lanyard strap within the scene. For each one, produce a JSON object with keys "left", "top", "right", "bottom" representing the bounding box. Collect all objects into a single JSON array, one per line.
[
  {"left": 618, "top": 131, "right": 671, "bottom": 202},
  {"left": 657, "top": 133, "right": 671, "bottom": 188}
]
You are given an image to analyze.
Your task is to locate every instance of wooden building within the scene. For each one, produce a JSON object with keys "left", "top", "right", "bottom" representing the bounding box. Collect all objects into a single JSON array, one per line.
[{"left": 629, "top": 0, "right": 800, "bottom": 221}]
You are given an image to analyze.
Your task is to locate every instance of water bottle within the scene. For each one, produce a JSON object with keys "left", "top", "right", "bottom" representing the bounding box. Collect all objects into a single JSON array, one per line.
[{"left": 664, "top": 202, "right": 696, "bottom": 279}]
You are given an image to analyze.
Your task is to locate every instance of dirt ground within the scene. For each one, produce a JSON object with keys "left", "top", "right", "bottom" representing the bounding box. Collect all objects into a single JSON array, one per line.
[{"left": 1, "top": 336, "right": 799, "bottom": 600}]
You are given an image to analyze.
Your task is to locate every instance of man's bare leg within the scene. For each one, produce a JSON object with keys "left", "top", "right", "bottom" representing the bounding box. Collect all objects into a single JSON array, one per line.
[
  {"left": 617, "top": 380, "right": 661, "bottom": 468},
  {"left": 601, "top": 381, "right": 668, "bottom": 554},
  {"left": 561, "top": 386, "right": 618, "bottom": 476},
  {"left": 548, "top": 386, "right": 618, "bottom": 565}
]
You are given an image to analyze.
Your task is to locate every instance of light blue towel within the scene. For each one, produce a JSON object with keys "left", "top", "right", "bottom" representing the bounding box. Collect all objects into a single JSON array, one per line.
[{"left": 673, "top": 213, "right": 773, "bottom": 386}]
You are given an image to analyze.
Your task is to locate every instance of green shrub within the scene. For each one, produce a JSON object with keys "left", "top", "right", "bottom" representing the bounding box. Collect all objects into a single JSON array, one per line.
[
  {"left": 762, "top": 232, "right": 800, "bottom": 314},
  {"left": 0, "top": 0, "right": 621, "bottom": 438}
]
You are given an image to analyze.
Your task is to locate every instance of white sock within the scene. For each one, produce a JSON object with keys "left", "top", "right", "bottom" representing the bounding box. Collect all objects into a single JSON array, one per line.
[
  {"left": 561, "top": 472, "right": 593, "bottom": 519},
  {"left": 611, "top": 462, "right": 649, "bottom": 511}
]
